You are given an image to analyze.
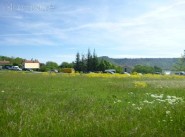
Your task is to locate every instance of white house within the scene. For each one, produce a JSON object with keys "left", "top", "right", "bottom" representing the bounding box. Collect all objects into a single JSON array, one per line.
[{"left": 22, "top": 60, "right": 40, "bottom": 69}]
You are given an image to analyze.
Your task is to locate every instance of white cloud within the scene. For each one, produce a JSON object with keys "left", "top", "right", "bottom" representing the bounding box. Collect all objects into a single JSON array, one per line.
[
  {"left": 1, "top": 36, "right": 57, "bottom": 46},
  {"left": 1, "top": 0, "right": 185, "bottom": 60}
]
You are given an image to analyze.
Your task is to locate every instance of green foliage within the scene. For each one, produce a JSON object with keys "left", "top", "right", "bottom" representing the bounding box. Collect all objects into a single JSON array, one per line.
[
  {"left": 100, "top": 56, "right": 179, "bottom": 70},
  {"left": 154, "top": 66, "right": 162, "bottom": 73},
  {"left": 115, "top": 66, "right": 123, "bottom": 73},
  {"left": 39, "top": 63, "right": 47, "bottom": 72},
  {"left": 87, "top": 49, "right": 93, "bottom": 71},
  {"left": 92, "top": 49, "right": 99, "bottom": 71},
  {"left": 132, "top": 65, "right": 155, "bottom": 74},
  {"left": 74, "top": 52, "right": 81, "bottom": 71},
  {"left": 60, "top": 62, "right": 74, "bottom": 68},
  {"left": 45, "top": 61, "right": 58, "bottom": 71},
  {"left": 174, "top": 51, "right": 185, "bottom": 71},
  {"left": 98, "top": 59, "right": 107, "bottom": 71},
  {"left": 0, "top": 56, "right": 24, "bottom": 67},
  {"left": 74, "top": 49, "right": 121, "bottom": 73},
  {"left": 80, "top": 54, "right": 87, "bottom": 72}
]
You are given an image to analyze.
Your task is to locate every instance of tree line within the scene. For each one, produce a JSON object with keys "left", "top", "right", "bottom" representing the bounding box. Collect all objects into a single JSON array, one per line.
[
  {"left": 37, "top": 49, "right": 122, "bottom": 73},
  {"left": 0, "top": 56, "right": 23, "bottom": 67},
  {"left": 73, "top": 49, "right": 123, "bottom": 73},
  {"left": 1, "top": 50, "right": 184, "bottom": 73}
]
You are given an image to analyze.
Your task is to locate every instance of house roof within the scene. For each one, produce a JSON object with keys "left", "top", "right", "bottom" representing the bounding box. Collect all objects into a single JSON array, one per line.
[
  {"left": 23, "top": 60, "right": 40, "bottom": 63},
  {"left": 0, "top": 60, "right": 10, "bottom": 65}
]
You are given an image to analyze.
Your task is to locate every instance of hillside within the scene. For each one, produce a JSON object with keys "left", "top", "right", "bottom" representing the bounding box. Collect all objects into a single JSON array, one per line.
[{"left": 99, "top": 56, "right": 179, "bottom": 70}]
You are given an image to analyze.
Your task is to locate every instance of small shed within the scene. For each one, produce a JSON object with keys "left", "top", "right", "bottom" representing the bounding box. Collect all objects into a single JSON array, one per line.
[{"left": 123, "top": 65, "right": 132, "bottom": 73}]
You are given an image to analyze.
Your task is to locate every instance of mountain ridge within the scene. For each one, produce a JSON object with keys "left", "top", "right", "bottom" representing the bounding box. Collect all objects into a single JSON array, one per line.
[{"left": 99, "top": 56, "right": 179, "bottom": 70}]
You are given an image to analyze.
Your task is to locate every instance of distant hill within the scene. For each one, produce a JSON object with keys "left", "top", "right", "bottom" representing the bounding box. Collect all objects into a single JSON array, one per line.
[{"left": 99, "top": 56, "right": 179, "bottom": 70}]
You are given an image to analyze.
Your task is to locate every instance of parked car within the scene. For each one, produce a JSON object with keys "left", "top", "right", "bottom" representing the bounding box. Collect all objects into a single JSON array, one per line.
[
  {"left": 175, "top": 71, "right": 185, "bottom": 75},
  {"left": 22, "top": 68, "right": 33, "bottom": 71},
  {"left": 49, "top": 69, "right": 58, "bottom": 73},
  {"left": 104, "top": 69, "right": 116, "bottom": 74},
  {"left": 12, "top": 66, "right": 22, "bottom": 71},
  {"left": 3, "top": 65, "right": 12, "bottom": 70}
]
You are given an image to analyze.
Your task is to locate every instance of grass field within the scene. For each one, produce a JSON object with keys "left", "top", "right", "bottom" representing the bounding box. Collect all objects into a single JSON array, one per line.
[{"left": 0, "top": 72, "right": 185, "bottom": 137}]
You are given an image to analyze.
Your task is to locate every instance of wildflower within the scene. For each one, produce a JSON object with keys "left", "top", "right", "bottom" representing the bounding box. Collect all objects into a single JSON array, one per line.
[
  {"left": 117, "top": 99, "right": 122, "bottom": 103},
  {"left": 166, "top": 99, "right": 176, "bottom": 105},
  {"left": 166, "top": 111, "right": 170, "bottom": 115},
  {"left": 143, "top": 100, "right": 149, "bottom": 103},
  {"left": 156, "top": 99, "right": 165, "bottom": 102},
  {"left": 114, "top": 99, "right": 122, "bottom": 104},
  {"left": 134, "top": 81, "right": 147, "bottom": 88},
  {"left": 137, "top": 107, "right": 142, "bottom": 111},
  {"left": 143, "top": 100, "right": 153, "bottom": 104},
  {"left": 151, "top": 94, "right": 163, "bottom": 99}
]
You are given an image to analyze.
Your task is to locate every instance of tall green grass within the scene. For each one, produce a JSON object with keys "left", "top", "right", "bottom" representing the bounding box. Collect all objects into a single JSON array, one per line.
[{"left": 0, "top": 72, "right": 185, "bottom": 137}]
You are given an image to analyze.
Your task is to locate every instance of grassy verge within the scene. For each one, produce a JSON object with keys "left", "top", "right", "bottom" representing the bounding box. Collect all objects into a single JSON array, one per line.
[{"left": 0, "top": 72, "right": 185, "bottom": 136}]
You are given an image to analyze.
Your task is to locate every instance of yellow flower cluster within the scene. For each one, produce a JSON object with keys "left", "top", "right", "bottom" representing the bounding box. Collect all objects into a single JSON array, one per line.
[
  {"left": 84, "top": 73, "right": 185, "bottom": 79},
  {"left": 134, "top": 81, "right": 148, "bottom": 88},
  {"left": 85, "top": 73, "right": 141, "bottom": 79}
]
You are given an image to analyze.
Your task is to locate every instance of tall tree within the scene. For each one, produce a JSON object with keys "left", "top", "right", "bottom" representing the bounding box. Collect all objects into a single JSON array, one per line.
[
  {"left": 80, "top": 54, "right": 87, "bottom": 72},
  {"left": 98, "top": 59, "right": 106, "bottom": 71},
  {"left": 87, "top": 49, "right": 93, "bottom": 71},
  {"left": 73, "top": 49, "right": 119, "bottom": 73},
  {"left": 74, "top": 52, "right": 81, "bottom": 71},
  {"left": 92, "top": 49, "right": 99, "bottom": 71},
  {"left": 98, "top": 59, "right": 113, "bottom": 71}
]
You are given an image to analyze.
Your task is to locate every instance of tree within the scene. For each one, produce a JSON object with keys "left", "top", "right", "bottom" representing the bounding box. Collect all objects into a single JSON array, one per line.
[
  {"left": 45, "top": 61, "right": 58, "bottom": 71},
  {"left": 80, "top": 54, "right": 87, "bottom": 72},
  {"left": 0, "top": 56, "right": 24, "bottom": 66},
  {"left": 115, "top": 66, "right": 123, "bottom": 73},
  {"left": 74, "top": 52, "right": 81, "bottom": 71},
  {"left": 132, "top": 65, "right": 154, "bottom": 74},
  {"left": 87, "top": 49, "right": 93, "bottom": 72},
  {"left": 154, "top": 66, "right": 162, "bottom": 73},
  {"left": 13, "top": 57, "right": 23, "bottom": 67},
  {"left": 40, "top": 63, "right": 47, "bottom": 72},
  {"left": 92, "top": 49, "right": 99, "bottom": 71},
  {"left": 60, "top": 62, "right": 73, "bottom": 68},
  {"left": 73, "top": 49, "right": 121, "bottom": 73},
  {"left": 174, "top": 50, "right": 185, "bottom": 71},
  {"left": 98, "top": 59, "right": 114, "bottom": 72}
]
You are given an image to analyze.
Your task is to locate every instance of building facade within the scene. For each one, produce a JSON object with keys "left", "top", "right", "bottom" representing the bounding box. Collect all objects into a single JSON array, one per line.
[{"left": 22, "top": 60, "right": 40, "bottom": 69}]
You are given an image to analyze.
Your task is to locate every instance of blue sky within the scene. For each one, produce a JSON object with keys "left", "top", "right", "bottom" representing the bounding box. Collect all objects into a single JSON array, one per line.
[{"left": 0, "top": 0, "right": 185, "bottom": 64}]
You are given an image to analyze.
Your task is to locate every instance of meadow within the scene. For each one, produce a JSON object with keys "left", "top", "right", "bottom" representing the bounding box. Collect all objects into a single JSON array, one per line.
[{"left": 0, "top": 71, "right": 185, "bottom": 137}]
